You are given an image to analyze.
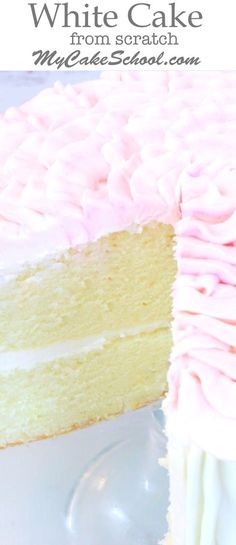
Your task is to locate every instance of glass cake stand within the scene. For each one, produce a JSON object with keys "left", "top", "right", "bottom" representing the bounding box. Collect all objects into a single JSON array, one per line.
[{"left": 0, "top": 404, "right": 168, "bottom": 545}]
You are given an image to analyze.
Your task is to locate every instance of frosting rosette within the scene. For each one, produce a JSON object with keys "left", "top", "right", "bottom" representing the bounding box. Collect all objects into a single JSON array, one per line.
[{"left": 167, "top": 176, "right": 236, "bottom": 459}]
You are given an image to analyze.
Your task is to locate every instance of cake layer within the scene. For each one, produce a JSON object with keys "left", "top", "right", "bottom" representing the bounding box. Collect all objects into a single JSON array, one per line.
[
  {"left": 0, "top": 224, "right": 175, "bottom": 351},
  {"left": 0, "top": 326, "right": 170, "bottom": 446}
]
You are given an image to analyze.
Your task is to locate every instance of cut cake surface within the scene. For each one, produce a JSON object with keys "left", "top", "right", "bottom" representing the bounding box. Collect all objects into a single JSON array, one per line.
[{"left": 0, "top": 224, "right": 175, "bottom": 445}]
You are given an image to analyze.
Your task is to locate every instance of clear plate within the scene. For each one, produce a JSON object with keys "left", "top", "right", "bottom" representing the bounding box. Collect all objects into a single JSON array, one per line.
[{"left": 0, "top": 405, "right": 168, "bottom": 545}]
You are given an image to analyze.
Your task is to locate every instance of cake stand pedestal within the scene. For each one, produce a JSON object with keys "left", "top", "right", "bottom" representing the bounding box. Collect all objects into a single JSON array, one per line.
[{"left": 66, "top": 404, "right": 168, "bottom": 545}]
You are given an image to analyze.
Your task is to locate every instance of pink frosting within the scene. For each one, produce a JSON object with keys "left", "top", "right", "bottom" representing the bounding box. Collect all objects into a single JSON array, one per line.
[
  {"left": 0, "top": 76, "right": 182, "bottom": 270},
  {"left": 167, "top": 178, "right": 236, "bottom": 460},
  {"left": 1, "top": 71, "right": 236, "bottom": 459},
  {"left": 114, "top": 72, "right": 236, "bottom": 460},
  {"left": 2, "top": 71, "right": 236, "bottom": 271}
]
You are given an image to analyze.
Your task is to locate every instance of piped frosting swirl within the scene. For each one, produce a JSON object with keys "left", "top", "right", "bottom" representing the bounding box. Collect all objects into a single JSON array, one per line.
[{"left": 167, "top": 177, "right": 236, "bottom": 460}]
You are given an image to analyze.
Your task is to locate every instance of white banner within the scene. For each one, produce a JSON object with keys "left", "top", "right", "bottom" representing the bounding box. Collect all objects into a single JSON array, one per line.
[{"left": 0, "top": 0, "right": 235, "bottom": 70}]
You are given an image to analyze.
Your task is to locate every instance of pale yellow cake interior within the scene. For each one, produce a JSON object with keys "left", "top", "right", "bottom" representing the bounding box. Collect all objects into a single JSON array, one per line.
[{"left": 0, "top": 223, "right": 175, "bottom": 446}]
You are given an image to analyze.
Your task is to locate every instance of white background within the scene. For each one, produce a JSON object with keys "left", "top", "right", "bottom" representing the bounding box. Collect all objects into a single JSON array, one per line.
[
  {"left": 0, "top": 71, "right": 99, "bottom": 110},
  {"left": 0, "top": 0, "right": 235, "bottom": 70}
]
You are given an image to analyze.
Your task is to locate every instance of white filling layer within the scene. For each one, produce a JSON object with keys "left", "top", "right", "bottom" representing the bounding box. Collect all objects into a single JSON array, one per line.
[
  {"left": 169, "top": 439, "right": 236, "bottom": 545},
  {"left": 0, "top": 321, "right": 168, "bottom": 372}
]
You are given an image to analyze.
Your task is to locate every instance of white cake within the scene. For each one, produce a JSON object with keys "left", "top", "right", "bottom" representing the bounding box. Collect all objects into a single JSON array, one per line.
[{"left": 0, "top": 71, "right": 236, "bottom": 544}]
